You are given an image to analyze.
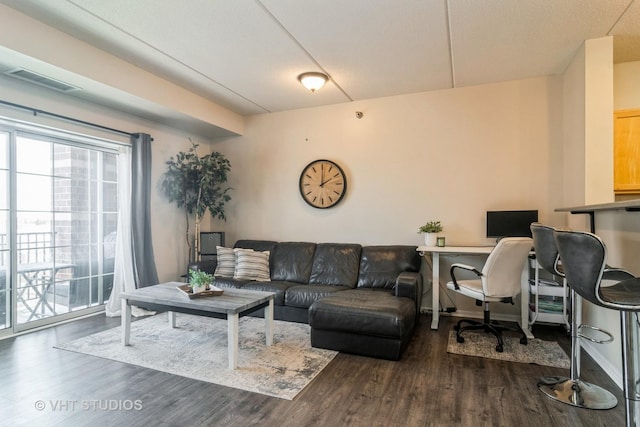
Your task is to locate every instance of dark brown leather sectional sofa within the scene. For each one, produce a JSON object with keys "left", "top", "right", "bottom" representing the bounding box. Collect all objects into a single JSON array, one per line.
[{"left": 190, "top": 239, "right": 423, "bottom": 360}]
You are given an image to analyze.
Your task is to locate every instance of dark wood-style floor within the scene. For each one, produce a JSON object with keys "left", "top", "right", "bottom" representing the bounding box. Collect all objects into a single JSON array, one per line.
[{"left": 0, "top": 314, "right": 625, "bottom": 427}]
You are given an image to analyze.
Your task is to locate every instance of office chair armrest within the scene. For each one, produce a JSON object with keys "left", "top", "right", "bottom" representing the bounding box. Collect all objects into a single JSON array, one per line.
[{"left": 449, "top": 263, "right": 482, "bottom": 290}]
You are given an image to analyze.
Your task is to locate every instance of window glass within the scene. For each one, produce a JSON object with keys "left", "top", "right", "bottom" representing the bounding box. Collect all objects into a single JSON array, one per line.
[{"left": 12, "top": 133, "right": 119, "bottom": 326}]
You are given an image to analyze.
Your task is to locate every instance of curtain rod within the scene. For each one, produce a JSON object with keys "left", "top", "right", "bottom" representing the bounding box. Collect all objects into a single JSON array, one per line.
[{"left": 0, "top": 99, "right": 133, "bottom": 137}]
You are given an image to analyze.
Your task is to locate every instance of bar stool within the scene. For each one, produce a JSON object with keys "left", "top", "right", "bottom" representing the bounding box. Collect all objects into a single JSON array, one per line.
[
  {"left": 530, "top": 223, "right": 570, "bottom": 331},
  {"left": 542, "top": 229, "right": 640, "bottom": 426},
  {"left": 536, "top": 227, "right": 633, "bottom": 408}
]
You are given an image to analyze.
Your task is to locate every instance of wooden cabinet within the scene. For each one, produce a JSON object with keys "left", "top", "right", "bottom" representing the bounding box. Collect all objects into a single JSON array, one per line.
[{"left": 614, "top": 109, "right": 640, "bottom": 194}]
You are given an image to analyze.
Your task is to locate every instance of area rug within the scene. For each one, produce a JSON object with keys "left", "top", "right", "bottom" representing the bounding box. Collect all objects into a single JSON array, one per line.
[
  {"left": 55, "top": 314, "right": 338, "bottom": 400},
  {"left": 447, "top": 330, "right": 570, "bottom": 368}
]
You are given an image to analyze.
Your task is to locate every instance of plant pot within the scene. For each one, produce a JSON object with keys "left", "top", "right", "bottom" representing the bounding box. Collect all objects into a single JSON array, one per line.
[
  {"left": 191, "top": 283, "right": 208, "bottom": 294},
  {"left": 424, "top": 233, "right": 438, "bottom": 247}
]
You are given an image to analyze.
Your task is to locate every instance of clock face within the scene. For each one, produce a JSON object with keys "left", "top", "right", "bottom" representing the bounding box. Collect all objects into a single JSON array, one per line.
[{"left": 299, "top": 159, "right": 347, "bottom": 209}]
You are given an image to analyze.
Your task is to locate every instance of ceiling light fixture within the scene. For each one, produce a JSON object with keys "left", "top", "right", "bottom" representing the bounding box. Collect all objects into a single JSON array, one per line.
[{"left": 298, "top": 72, "right": 328, "bottom": 93}]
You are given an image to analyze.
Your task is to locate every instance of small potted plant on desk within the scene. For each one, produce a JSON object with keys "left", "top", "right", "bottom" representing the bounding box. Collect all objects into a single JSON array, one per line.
[
  {"left": 189, "top": 269, "right": 214, "bottom": 294},
  {"left": 418, "top": 221, "right": 443, "bottom": 247}
]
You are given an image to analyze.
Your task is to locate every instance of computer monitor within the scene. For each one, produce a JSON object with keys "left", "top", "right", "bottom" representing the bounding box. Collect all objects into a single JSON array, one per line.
[{"left": 486, "top": 210, "right": 538, "bottom": 239}]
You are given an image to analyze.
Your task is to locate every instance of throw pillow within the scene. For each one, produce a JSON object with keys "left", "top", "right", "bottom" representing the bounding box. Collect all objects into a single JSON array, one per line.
[
  {"left": 213, "top": 246, "right": 236, "bottom": 277},
  {"left": 233, "top": 249, "right": 271, "bottom": 281}
]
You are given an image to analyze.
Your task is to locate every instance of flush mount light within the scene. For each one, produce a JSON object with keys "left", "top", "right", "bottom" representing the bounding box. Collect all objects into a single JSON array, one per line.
[{"left": 297, "top": 72, "right": 328, "bottom": 93}]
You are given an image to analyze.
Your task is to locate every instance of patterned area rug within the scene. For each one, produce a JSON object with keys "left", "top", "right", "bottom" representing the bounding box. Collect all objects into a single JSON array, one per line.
[
  {"left": 446, "top": 330, "right": 570, "bottom": 368},
  {"left": 56, "top": 314, "right": 337, "bottom": 400}
]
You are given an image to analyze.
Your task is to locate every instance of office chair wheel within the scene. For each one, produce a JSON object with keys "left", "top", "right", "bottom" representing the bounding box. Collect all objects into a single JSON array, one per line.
[
  {"left": 496, "top": 344, "right": 503, "bottom": 352},
  {"left": 520, "top": 336, "right": 528, "bottom": 345},
  {"left": 456, "top": 335, "right": 465, "bottom": 344}
]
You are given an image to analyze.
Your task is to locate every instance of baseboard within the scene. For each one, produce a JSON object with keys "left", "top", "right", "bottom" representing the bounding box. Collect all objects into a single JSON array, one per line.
[
  {"left": 0, "top": 309, "right": 105, "bottom": 341},
  {"left": 581, "top": 339, "right": 623, "bottom": 391}
]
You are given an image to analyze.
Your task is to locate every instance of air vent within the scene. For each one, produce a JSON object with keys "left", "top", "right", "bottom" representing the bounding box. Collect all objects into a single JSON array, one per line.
[{"left": 4, "top": 68, "right": 81, "bottom": 93}]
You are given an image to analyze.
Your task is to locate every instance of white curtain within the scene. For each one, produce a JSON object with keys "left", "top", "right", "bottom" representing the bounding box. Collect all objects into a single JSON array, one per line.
[{"left": 105, "top": 146, "right": 152, "bottom": 317}]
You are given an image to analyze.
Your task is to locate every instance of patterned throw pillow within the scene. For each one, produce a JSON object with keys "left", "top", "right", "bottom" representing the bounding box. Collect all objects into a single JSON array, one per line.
[
  {"left": 233, "top": 248, "right": 271, "bottom": 281},
  {"left": 213, "top": 246, "right": 236, "bottom": 277}
]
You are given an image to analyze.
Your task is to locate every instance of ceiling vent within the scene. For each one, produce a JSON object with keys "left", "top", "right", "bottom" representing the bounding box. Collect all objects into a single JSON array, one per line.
[{"left": 4, "top": 68, "right": 81, "bottom": 93}]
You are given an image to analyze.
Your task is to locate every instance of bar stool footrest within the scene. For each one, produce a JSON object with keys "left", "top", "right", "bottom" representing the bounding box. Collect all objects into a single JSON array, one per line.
[{"left": 578, "top": 324, "right": 614, "bottom": 344}]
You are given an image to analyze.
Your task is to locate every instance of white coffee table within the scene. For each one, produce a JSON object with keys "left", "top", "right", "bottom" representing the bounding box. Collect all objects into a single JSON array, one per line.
[{"left": 121, "top": 282, "right": 275, "bottom": 369}]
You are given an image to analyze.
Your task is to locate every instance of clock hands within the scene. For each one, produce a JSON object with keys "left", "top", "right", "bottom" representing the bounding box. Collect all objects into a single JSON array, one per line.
[{"left": 320, "top": 172, "right": 340, "bottom": 187}]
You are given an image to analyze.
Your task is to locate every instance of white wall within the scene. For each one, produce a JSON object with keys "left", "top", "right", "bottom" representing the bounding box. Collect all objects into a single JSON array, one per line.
[
  {"left": 584, "top": 37, "right": 615, "bottom": 204},
  {"left": 615, "top": 61, "right": 640, "bottom": 110},
  {"left": 562, "top": 42, "right": 587, "bottom": 215},
  {"left": 213, "top": 76, "right": 564, "bottom": 316}
]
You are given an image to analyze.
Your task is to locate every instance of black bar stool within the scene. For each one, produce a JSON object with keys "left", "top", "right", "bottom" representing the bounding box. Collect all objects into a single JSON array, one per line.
[
  {"left": 543, "top": 229, "right": 640, "bottom": 426},
  {"left": 530, "top": 223, "right": 570, "bottom": 331}
]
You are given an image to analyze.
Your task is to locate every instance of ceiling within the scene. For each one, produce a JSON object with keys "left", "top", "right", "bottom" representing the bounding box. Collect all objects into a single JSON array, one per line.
[{"left": 1, "top": 0, "right": 640, "bottom": 118}]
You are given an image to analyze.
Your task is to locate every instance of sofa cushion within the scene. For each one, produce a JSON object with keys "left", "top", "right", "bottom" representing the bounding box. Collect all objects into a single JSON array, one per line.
[
  {"left": 214, "top": 246, "right": 236, "bottom": 277},
  {"left": 309, "top": 243, "right": 361, "bottom": 288},
  {"left": 357, "top": 246, "right": 420, "bottom": 289},
  {"left": 242, "top": 281, "right": 293, "bottom": 306},
  {"left": 213, "top": 276, "right": 252, "bottom": 289},
  {"left": 270, "top": 242, "right": 316, "bottom": 283},
  {"left": 233, "top": 249, "right": 271, "bottom": 281},
  {"left": 234, "top": 239, "right": 278, "bottom": 253},
  {"left": 284, "top": 284, "right": 351, "bottom": 309},
  {"left": 233, "top": 239, "right": 278, "bottom": 273},
  {"left": 309, "top": 289, "right": 415, "bottom": 338}
]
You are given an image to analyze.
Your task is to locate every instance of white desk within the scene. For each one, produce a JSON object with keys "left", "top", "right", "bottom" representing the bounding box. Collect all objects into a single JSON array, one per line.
[{"left": 417, "top": 245, "right": 532, "bottom": 338}]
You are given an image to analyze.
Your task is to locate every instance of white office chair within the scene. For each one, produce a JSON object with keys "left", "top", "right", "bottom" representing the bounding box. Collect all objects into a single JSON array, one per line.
[{"left": 446, "top": 237, "right": 532, "bottom": 352}]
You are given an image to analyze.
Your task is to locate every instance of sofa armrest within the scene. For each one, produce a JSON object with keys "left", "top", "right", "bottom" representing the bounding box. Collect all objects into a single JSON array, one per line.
[
  {"left": 395, "top": 271, "right": 423, "bottom": 313},
  {"left": 186, "top": 259, "right": 218, "bottom": 277}
]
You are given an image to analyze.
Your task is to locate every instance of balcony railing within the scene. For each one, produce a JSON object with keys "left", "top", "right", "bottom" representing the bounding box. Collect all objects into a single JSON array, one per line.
[{"left": 0, "top": 232, "right": 54, "bottom": 265}]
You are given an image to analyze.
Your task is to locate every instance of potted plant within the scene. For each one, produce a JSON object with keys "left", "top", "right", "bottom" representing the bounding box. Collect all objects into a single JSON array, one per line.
[
  {"left": 161, "top": 140, "right": 232, "bottom": 262},
  {"left": 418, "top": 221, "right": 443, "bottom": 246},
  {"left": 189, "top": 269, "right": 214, "bottom": 294}
]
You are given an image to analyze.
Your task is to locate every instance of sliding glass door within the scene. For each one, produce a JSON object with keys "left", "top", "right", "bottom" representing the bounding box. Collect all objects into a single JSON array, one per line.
[
  {"left": 0, "top": 132, "right": 8, "bottom": 331},
  {"left": 0, "top": 123, "right": 118, "bottom": 334}
]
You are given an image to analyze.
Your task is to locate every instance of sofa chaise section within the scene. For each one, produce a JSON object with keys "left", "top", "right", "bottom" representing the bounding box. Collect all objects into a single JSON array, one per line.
[{"left": 308, "top": 246, "right": 422, "bottom": 360}]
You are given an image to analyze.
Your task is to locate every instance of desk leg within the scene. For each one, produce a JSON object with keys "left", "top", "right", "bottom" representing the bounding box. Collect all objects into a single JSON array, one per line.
[
  {"left": 121, "top": 299, "right": 131, "bottom": 346},
  {"left": 228, "top": 313, "right": 239, "bottom": 369},
  {"left": 431, "top": 252, "right": 440, "bottom": 330},
  {"left": 168, "top": 311, "right": 176, "bottom": 328},
  {"left": 520, "top": 263, "right": 534, "bottom": 339},
  {"left": 265, "top": 299, "right": 274, "bottom": 346}
]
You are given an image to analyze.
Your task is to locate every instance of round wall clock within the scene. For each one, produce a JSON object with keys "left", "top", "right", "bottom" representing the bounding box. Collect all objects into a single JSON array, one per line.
[{"left": 299, "top": 159, "right": 347, "bottom": 209}]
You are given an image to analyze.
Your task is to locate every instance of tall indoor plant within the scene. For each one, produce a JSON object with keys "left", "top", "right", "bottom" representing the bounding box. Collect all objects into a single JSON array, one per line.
[{"left": 161, "top": 141, "right": 231, "bottom": 262}]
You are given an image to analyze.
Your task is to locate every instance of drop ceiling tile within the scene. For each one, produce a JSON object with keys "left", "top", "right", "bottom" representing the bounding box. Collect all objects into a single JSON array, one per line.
[
  {"left": 68, "top": 0, "right": 350, "bottom": 112},
  {"left": 449, "top": 0, "right": 632, "bottom": 87},
  {"left": 610, "top": 0, "right": 640, "bottom": 63},
  {"left": 262, "top": 0, "right": 453, "bottom": 100}
]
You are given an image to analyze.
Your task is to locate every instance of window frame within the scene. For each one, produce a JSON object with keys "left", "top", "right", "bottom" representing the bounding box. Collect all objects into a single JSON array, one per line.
[{"left": 0, "top": 116, "right": 124, "bottom": 337}]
